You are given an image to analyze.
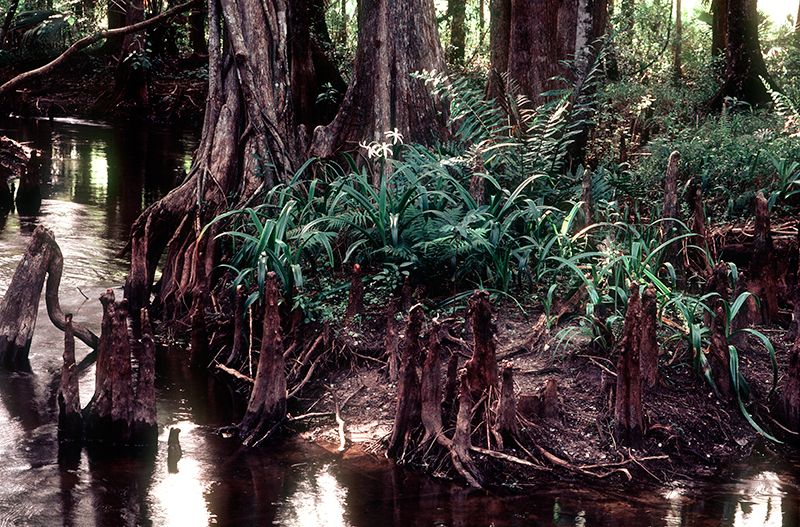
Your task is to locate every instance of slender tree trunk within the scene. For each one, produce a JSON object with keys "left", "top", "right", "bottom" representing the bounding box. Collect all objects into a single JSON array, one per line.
[
  {"left": 448, "top": 0, "right": 467, "bottom": 65},
  {"left": 189, "top": 3, "right": 208, "bottom": 54},
  {"left": 672, "top": 0, "right": 682, "bottom": 85},
  {"left": 309, "top": 0, "right": 449, "bottom": 181},
  {"left": 113, "top": 0, "right": 149, "bottom": 107},
  {"left": 485, "top": 0, "right": 511, "bottom": 100}
]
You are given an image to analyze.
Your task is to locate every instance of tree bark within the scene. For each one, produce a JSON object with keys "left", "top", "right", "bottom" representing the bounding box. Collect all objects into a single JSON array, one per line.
[
  {"left": 84, "top": 290, "right": 155, "bottom": 446},
  {"left": 686, "top": 179, "right": 710, "bottom": 276},
  {"left": 465, "top": 290, "right": 498, "bottom": 398},
  {"left": 660, "top": 151, "right": 680, "bottom": 267},
  {"left": 58, "top": 315, "right": 82, "bottom": 443},
  {"left": 386, "top": 304, "right": 424, "bottom": 458},
  {"left": 448, "top": 0, "right": 467, "bottom": 65},
  {"left": 746, "top": 192, "right": 778, "bottom": 325},
  {"left": 420, "top": 321, "right": 444, "bottom": 444},
  {"left": 508, "top": 0, "right": 566, "bottom": 107},
  {"left": 493, "top": 361, "right": 517, "bottom": 448},
  {"left": 711, "top": 0, "right": 728, "bottom": 56},
  {"left": 711, "top": 0, "right": 771, "bottom": 107},
  {"left": 345, "top": 263, "right": 364, "bottom": 324},
  {"left": 614, "top": 283, "right": 643, "bottom": 448},
  {"left": 131, "top": 308, "right": 158, "bottom": 445},
  {"left": 239, "top": 272, "right": 287, "bottom": 446},
  {"left": 124, "top": 0, "right": 315, "bottom": 316},
  {"left": 778, "top": 335, "right": 800, "bottom": 437},
  {"left": 113, "top": 0, "right": 149, "bottom": 107},
  {"left": 309, "top": 0, "right": 449, "bottom": 181},
  {"left": 672, "top": 0, "right": 682, "bottom": 84},
  {"left": 485, "top": 0, "right": 511, "bottom": 101},
  {"left": 640, "top": 285, "right": 659, "bottom": 389}
]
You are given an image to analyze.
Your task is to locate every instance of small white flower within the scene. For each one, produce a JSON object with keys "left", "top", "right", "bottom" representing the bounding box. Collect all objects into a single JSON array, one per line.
[{"left": 384, "top": 128, "right": 404, "bottom": 145}]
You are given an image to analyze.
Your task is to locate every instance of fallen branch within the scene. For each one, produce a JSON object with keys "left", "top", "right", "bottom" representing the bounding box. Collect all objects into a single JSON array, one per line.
[
  {"left": 469, "top": 445, "right": 551, "bottom": 471},
  {"left": 215, "top": 362, "right": 254, "bottom": 383},
  {"left": 0, "top": 0, "right": 201, "bottom": 98}
]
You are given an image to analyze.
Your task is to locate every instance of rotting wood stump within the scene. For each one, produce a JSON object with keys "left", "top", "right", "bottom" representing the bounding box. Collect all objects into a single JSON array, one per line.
[
  {"left": 82, "top": 290, "right": 158, "bottom": 447},
  {"left": 614, "top": 283, "right": 644, "bottom": 448},
  {"left": 745, "top": 192, "right": 778, "bottom": 326},
  {"left": 386, "top": 303, "right": 424, "bottom": 459},
  {"left": 58, "top": 314, "right": 82, "bottom": 444},
  {"left": 0, "top": 136, "right": 39, "bottom": 215},
  {"left": 465, "top": 290, "right": 498, "bottom": 398},
  {"left": 238, "top": 271, "right": 287, "bottom": 447},
  {"left": 660, "top": 151, "right": 680, "bottom": 268},
  {"left": 0, "top": 225, "right": 98, "bottom": 370}
]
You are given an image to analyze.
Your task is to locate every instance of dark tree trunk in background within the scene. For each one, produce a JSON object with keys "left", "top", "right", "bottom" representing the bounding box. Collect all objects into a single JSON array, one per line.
[
  {"left": 485, "top": 0, "right": 511, "bottom": 100},
  {"left": 113, "top": 0, "right": 148, "bottom": 107},
  {"left": 239, "top": 272, "right": 287, "bottom": 445},
  {"left": 310, "top": 0, "right": 332, "bottom": 45},
  {"left": 712, "top": 0, "right": 770, "bottom": 107},
  {"left": 448, "top": 0, "right": 467, "bottom": 65},
  {"left": 309, "top": 0, "right": 449, "bottom": 182},
  {"left": 189, "top": 3, "right": 208, "bottom": 55},
  {"left": 0, "top": 0, "right": 20, "bottom": 48},
  {"left": 124, "top": 0, "right": 315, "bottom": 317},
  {"left": 103, "top": 0, "right": 128, "bottom": 55},
  {"left": 711, "top": 0, "right": 728, "bottom": 56}
]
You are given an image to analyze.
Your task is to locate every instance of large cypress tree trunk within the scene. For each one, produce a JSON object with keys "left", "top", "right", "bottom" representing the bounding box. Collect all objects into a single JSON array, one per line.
[
  {"left": 124, "top": 0, "right": 314, "bottom": 316},
  {"left": 309, "top": 0, "right": 449, "bottom": 182},
  {"left": 711, "top": 0, "right": 728, "bottom": 56},
  {"left": 711, "top": 0, "right": 771, "bottom": 107}
]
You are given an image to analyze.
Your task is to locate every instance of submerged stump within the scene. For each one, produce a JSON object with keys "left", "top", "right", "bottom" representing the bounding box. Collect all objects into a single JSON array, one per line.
[
  {"left": 83, "top": 290, "right": 157, "bottom": 446},
  {"left": 58, "top": 315, "right": 82, "bottom": 444}
]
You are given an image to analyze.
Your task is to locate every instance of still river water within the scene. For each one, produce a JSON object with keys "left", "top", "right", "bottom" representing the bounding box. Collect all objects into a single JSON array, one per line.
[{"left": 0, "top": 116, "right": 797, "bottom": 526}]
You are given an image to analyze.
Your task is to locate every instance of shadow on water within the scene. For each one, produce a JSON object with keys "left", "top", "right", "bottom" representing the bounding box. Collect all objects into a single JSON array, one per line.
[{"left": 0, "top": 117, "right": 798, "bottom": 526}]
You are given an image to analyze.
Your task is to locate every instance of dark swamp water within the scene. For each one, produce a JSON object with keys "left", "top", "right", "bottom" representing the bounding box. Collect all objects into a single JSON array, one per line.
[{"left": 0, "top": 116, "right": 798, "bottom": 526}]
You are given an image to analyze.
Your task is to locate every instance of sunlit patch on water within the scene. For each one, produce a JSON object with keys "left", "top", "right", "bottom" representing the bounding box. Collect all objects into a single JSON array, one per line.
[
  {"left": 278, "top": 463, "right": 349, "bottom": 527},
  {"left": 150, "top": 423, "right": 210, "bottom": 526}
]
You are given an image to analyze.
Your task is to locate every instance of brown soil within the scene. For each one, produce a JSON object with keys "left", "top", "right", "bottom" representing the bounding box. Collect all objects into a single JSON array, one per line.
[
  {"left": 274, "top": 294, "right": 795, "bottom": 492},
  {"left": 0, "top": 51, "right": 207, "bottom": 126}
]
